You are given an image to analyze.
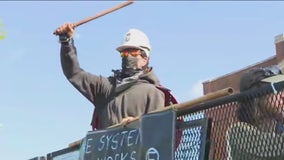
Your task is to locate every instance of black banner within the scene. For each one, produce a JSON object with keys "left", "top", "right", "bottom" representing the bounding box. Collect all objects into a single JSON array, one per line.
[
  {"left": 84, "top": 127, "right": 140, "bottom": 160},
  {"left": 141, "top": 110, "right": 176, "bottom": 160},
  {"left": 82, "top": 110, "right": 176, "bottom": 160}
]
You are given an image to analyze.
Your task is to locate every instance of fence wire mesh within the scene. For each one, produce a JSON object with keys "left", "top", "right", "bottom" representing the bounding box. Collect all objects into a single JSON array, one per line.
[{"left": 175, "top": 81, "right": 284, "bottom": 160}]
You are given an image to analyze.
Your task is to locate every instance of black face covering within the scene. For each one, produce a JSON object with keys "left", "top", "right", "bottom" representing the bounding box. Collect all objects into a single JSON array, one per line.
[{"left": 121, "top": 56, "right": 141, "bottom": 77}]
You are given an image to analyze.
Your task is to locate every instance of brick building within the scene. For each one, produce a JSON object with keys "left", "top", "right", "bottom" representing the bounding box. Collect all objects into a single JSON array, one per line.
[{"left": 203, "top": 33, "right": 284, "bottom": 94}]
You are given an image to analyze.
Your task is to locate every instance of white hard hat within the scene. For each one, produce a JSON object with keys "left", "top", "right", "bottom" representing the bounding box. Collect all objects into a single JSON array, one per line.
[{"left": 116, "top": 29, "right": 151, "bottom": 57}]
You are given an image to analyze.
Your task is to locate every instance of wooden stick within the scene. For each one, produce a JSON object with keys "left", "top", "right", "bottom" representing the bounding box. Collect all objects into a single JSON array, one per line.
[
  {"left": 53, "top": 0, "right": 134, "bottom": 35},
  {"left": 154, "top": 87, "right": 234, "bottom": 112},
  {"left": 69, "top": 140, "right": 82, "bottom": 148},
  {"left": 73, "top": 0, "right": 135, "bottom": 28}
]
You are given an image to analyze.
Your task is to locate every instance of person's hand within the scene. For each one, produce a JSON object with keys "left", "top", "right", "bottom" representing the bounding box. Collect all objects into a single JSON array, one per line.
[
  {"left": 121, "top": 116, "right": 136, "bottom": 125},
  {"left": 53, "top": 23, "right": 75, "bottom": 38}
]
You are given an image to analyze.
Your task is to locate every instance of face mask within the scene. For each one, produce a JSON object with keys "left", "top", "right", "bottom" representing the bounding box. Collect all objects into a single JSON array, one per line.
[
  {"left": 122, "top": 56, "right": 138, "bottom": 70},
  {"left": 121, "top": 56, "right": 140, "bottom": 76}
]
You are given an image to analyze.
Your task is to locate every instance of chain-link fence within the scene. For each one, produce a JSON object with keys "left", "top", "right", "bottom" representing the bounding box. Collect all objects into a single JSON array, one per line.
[{"left": 175, "top": 81, "right": 284, "bottom": 160}]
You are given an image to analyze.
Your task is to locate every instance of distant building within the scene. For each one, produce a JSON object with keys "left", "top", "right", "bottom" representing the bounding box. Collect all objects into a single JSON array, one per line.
[{"left": 203, "top": 33, "right": 284, "bottom": 94}]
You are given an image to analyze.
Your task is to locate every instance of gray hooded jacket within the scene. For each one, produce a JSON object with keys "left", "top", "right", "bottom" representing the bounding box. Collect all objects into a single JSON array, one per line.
[{"left": 60, "top": 40, "right": 165, "bottom": 129}]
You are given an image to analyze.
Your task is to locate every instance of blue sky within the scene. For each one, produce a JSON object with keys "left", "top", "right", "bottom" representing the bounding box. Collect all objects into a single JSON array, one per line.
[{"left": 1, "top": 1, "right": 284, "bottom": 159}]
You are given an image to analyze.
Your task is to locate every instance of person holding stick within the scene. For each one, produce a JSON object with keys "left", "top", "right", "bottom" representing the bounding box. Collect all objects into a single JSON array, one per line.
[{"left": 54, "top": 23, "right": 177, "bottom": 130}]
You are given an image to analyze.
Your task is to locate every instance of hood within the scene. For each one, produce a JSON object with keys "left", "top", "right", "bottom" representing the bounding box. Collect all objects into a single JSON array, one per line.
[{"left": 139, "top": 67, "right": 161, "bottom": 86}]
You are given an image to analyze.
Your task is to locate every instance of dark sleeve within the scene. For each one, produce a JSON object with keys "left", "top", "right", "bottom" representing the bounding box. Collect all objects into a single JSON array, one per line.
[{"left": 60, "top": 40, "right": 113, "bottom": 104}]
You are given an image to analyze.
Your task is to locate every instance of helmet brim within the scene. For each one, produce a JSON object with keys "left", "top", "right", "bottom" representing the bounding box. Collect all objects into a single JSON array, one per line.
[{"left": 116, "top": 45, "right": 144, "bottom": 52}]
